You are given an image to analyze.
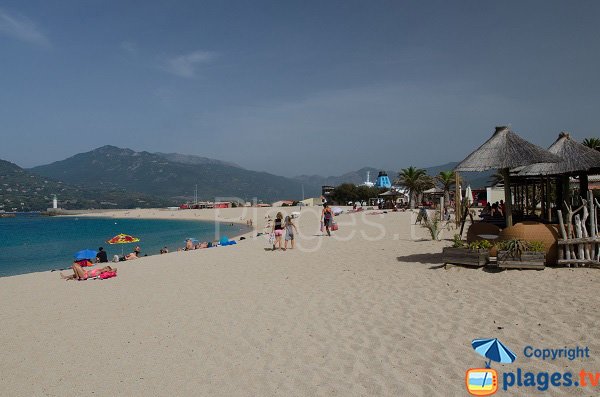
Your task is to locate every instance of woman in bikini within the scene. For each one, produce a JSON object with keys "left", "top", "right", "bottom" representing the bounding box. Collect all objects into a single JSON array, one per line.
[{"left": 60, "top": 262, "right": 117, "bottom": 280}]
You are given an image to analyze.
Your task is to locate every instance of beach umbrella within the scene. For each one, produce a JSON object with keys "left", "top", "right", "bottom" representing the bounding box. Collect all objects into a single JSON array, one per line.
[
  {"left": 74, "top": 249, "right": 97, "bottom": 261},
  {"left": 472, "top": 338, "right": 517, "bottom": 389},
  {"left": 106, "top": 233, "right": 140, "bottom": 256},
  {"left": 472, "top": 338, "right": 517, "bottom": 366},
  {"left": 465, "top": 185, "right": 473, "bottom": 205},
  {"left": 454, "top": 126, "right": 560, "bottom": 227}
]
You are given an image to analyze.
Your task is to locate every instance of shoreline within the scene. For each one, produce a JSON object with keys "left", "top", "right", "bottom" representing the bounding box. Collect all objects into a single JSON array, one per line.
[{"left": 0, "top": 211, "right": 253, "bottom": 279}]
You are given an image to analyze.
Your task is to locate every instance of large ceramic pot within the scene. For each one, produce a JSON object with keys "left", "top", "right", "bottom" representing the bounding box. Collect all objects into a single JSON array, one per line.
[{"left": 498, "top": 222, "right": 560, "bottom": 265}]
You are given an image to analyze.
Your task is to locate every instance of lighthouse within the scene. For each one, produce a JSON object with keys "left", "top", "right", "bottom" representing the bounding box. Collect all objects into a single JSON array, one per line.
[{"left": 52, "top": 195, "right": 58, "bottom": 209}]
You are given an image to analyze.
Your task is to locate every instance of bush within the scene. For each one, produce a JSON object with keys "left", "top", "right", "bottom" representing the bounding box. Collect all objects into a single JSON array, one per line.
[
  {"left": 468, "top": 240, "right": 493, "bottom": 250},
  {"left": 451, "top": 234, "right": 464, "bottom": 248}
]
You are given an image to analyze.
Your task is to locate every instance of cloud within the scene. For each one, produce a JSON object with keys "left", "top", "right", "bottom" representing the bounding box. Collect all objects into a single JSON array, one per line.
[
  {"left": 0, "top": 8, "right": 50, "bottom": 48},
  {"left": 161, "top": 50, "right": 218, "bottom": 78},
  {"left": 120, "top": 40, "right": 138, "bottom": 56}
]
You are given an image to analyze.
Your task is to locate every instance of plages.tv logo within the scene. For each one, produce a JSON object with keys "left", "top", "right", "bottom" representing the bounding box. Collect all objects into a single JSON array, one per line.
[{"left": 466, "top": 338, "right": 517, "bottom": 396}]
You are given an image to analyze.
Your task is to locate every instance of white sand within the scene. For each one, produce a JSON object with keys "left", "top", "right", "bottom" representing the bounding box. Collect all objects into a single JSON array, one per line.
[{"left": 1, "top": 207, "right": 599, "bottom": 396}]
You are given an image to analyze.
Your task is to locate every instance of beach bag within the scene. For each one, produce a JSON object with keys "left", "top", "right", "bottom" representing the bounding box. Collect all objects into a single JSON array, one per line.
[{"left": 331, "top": 221, "right": 339, "bottom": 231}]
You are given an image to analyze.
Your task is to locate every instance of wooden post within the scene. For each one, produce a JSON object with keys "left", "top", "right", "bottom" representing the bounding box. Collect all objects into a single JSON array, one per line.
[
  {"left": 502, "top": 168, "right": 513, "bottom": 227},
  {"left": 455, "top": 172, "right": 461, "bottom": 227},
  {"left": 546, "top": 177, "right": 552, "bottom": 221},
  {"left": 557, "top": 209, "right": 570, "bottom": 266},
  {"left": 575, "top": 214, "right": 584, "bottom": 265}
]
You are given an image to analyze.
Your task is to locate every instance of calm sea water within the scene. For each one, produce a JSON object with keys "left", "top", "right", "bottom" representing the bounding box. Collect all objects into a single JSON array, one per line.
[{"left": 0, "top": 214, "right": 248, "bottom": 277}]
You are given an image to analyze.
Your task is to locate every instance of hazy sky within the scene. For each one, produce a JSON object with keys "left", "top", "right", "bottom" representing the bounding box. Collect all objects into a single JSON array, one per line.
[{"left": 1, "top": 1, "right": 599, "bottom": 176}]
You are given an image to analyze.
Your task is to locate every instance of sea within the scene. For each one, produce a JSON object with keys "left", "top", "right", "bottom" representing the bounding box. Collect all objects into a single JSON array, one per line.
[{"left": 0, "top": 214, "right": 248, "bottom": 277}]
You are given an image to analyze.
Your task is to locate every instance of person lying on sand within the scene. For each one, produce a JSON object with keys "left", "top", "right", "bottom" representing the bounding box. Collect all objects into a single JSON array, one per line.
[
  {"left": 121, "top": 246, "right": 141, "bottom": 260},
  {"left": 61, "top": 263, "right": 117, "bottom": 281}
]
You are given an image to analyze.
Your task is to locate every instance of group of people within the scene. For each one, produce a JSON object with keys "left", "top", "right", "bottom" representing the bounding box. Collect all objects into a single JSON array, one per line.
[
  {"left": 481, "top": 200, "right": 506, "bottom": 218},
  {"left": 61, "top": 246, "right": 119, "bottom": 281},
  {"left": 271, "top": 212, "right": 297, "bottom": 250}
]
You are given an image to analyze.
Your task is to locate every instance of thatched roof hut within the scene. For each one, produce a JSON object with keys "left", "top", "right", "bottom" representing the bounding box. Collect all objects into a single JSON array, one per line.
[
  {"left": 516, "top": 132, "right": 600, "bottom": 176},
  {"left": 454, "top": 126, "right": 560, "bottom": 227},
  {"left": 454, "top": 126, "right": 561, "bottom": 172}
]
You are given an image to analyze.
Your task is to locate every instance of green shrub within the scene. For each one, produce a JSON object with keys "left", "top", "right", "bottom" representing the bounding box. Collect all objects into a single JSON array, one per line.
[
  {"left": 451, "top": 234, "right": 465, "bottom": 248},
  {"left": 468, "top": 240, "right": 493, "bottom": 250},
  {"left": 527, "top": 241, "right": 545, "bottom": 253}
]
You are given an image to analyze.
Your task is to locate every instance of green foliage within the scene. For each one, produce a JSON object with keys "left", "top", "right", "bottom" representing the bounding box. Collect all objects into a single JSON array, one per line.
[
  {"left": 582, "top": 138, "right": 600, "bottom": 152},
  {"left": 330, "top": 183, "right": 383, "bottom": 205},
  {"left": 396, "top": 166, "right": 435, "bottom": 209},
  {"left": 527, "top": 241, "right": 545, "bottom": 253},
  {"left": 422, "top": 211, "right": 449, "bottom": 240},
  {"left": 451, "top": 234, "right": 464, "bottom": 248},
  {"left": 468, "top": 240, "right": 493, "bottom": 250},
  {"left": 497, "top": 239, "right": 528, "bottom": 259}
]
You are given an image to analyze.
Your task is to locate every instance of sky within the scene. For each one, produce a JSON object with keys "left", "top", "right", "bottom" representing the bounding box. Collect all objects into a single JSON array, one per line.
[{"left": 1, "top": 1, "right": 599, "bottom": 177}]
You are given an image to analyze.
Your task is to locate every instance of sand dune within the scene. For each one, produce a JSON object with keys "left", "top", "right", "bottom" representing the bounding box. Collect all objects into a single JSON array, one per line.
[{"left": 1, "top": 207, "right": 599, "bottom": 396}]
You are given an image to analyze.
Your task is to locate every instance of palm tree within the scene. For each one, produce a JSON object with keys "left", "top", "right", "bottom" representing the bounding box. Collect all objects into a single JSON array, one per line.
[
  {"left": 436, "top": 170, "right": 458, "bottom": 207},
  {"left": 396, "top": 166, "right": 433, "bottom": 209},
  {"left": 583, "top": 137, "right": 600, "bottom": 152}
]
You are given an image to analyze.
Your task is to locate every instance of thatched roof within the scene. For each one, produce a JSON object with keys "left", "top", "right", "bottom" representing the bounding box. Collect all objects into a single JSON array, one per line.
[
  {"left": 515, "top": 132, "right": 600, "bottom": 176},
  {"left": 454, "top": 126, "right": 561, "bottom": 172}
]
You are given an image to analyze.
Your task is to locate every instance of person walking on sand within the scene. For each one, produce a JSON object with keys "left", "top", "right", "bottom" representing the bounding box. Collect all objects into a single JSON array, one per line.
[
  {"left": 322, "top": 203, "right": 334, "bottom": 237},
  {"left": 272, "top": 212, "right": 284, "bottom": 250},
  {"left": 283, "top": 216, "right": 298, "bottom": 250}
]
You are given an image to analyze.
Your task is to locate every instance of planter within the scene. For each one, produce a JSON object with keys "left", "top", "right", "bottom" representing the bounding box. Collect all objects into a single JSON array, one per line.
[
  {"left": 497, "top": 251, "right": 545, "bottom": 269},
  {"left": 442, "top": 247, "right": 489, "bottom": 267}
]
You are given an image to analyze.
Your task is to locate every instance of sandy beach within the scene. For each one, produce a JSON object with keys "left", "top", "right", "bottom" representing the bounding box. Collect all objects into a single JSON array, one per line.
[{"left": 1, "top": 206, "right": 599, "bottom": 396}]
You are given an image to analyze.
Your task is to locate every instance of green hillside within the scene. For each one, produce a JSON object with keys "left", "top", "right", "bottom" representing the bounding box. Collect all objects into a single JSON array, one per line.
[
  {"left": 30, "top": 146, "right": 320, "bottom": 202},
  {"left": 0, "top": 159, "right": 174, "bottom": 211}
]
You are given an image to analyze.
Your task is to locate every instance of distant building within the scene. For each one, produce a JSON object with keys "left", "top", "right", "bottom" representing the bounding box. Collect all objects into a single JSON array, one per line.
[
  {"left": 300, "top": 197, "right": 322, "bottom": 206},
  {"left": 272, "top": 200, "right": 295, "bottom": 207},
  {"left": 375, "top": 171, "right": 392, "bottom": 188},
  {"left": 321, "top": 185, "right": 335, "bottom": 204}
]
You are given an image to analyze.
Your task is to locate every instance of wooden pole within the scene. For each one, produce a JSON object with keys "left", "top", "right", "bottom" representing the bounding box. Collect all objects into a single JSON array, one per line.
[
  {"left": 541, "top": 178, "right": 546, "bottom": 220},
  {"left": 502, "top": 168, "right": 513, "bottom": 227},
  {"left": 455, "top": 172, "right": 461, "bottom": 227}
]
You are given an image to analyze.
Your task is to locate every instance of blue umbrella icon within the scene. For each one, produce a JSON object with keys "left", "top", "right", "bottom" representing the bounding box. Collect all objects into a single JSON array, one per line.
[
  {"left": 74, "top": 249, "right": 97, "bottom": 261},
  {"left": 472, "top": 338, "right": 516, "bottom": 388}
]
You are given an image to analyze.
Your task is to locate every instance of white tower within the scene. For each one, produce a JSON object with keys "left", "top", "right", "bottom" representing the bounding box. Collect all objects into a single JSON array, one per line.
[
  {"left": 52, "top": 195, "right": 58, "bottom": 209},
  {"left": 362, "top": 171, "right": 375, "bottom": 187}
]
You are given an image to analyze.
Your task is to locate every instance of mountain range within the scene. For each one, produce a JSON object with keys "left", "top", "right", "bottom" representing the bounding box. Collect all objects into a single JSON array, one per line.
[
  {"left": 0, "top": 158, "right": 174, "bottom": 211},
  {"left": 0, "top": 146, "right": 495, "bottom": 211},
  {"left": 30, "top": 146, "right": 320, "bottom": 203}
]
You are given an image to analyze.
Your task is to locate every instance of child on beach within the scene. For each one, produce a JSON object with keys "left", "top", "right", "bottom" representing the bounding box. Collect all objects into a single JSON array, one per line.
[
  {"left": 272, "top": 212, "right": 284, "bottom": 250},
  {"left": 283, "top": 216, "right": 297, "bottom": 250}
]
